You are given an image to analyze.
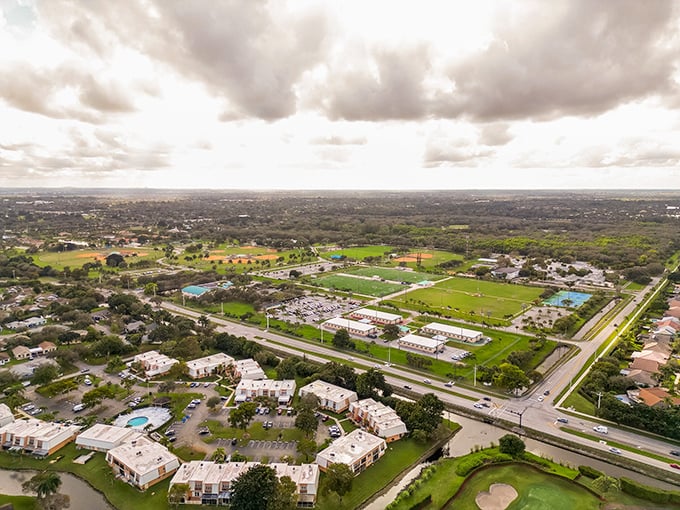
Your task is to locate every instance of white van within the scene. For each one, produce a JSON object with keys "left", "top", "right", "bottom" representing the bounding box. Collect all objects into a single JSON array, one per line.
[
  {"left": 593, "top": 425, "right": 608, "bottom": 434},
  {"left": 72, "top": 404, "right": 85, "bottom": 412}
]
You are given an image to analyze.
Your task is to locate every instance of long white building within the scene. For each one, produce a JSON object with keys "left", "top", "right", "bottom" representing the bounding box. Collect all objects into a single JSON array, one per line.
[
  {"left": 0, "top": 419, "right": 80, "bottom": 456},
  {"left": 76, "top": 424, "right": 141, "bottom": 452},
  {"left": 105, "top": 435, "right": 180, "bottom": 490},
  {"left": 316, "top": 429, "right": 387, "bottom": 475},
  {"left": 348, "top": 399, "right": 407, "bottom": 442},
  {"left": 420, "top": 322, "right": 483, "bottom": 343},
  {"left": 350, "top": 308, "right": 402, "bottom": 325},
  {"left": 187, "top": 353, "right": 235, "bottom": 379},
  {"left": 323, "top": 317, "right": 377, "bottom": 336},
  {"left": 234, "top": 379, "right": 296, "bottom": 405},
  {"left": 397, "top": 333, "right": 446, "bottom": 354},
  {"left": 169, "top": 461, "right": 319, "bottom": 507},
  {"left": 233, "top": 358, "right": 266, "bottom": 380},
  {"left": 0, "top": 403, "right": 14, "bottom": 427},
  {"left": 298, "top": 380, "right": 358, "bottom": 413}
]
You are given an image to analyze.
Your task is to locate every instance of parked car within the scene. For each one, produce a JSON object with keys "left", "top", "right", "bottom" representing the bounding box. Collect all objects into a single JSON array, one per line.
[
  {"left": 80, "top": 368, "right": 90, "bottom": 373},
  {"left": 403, "top": 385, "right": 412, "bottom": 390},
  {"left": 537, "top": 396, "right": 544, "bottom": 402}
]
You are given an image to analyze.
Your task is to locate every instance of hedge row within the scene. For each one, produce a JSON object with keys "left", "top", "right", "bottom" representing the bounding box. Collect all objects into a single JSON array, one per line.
[
  {"left": 620, "top": 477, "right": 680, "bottom": 505},
  {"left": 578, "top": 465, "right": 604, "bottom": 479}
]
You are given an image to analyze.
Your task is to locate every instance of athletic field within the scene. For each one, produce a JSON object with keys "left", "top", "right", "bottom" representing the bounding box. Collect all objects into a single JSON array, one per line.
[{"left": 311, "top": 274, "right": 404, "bottom": 297}]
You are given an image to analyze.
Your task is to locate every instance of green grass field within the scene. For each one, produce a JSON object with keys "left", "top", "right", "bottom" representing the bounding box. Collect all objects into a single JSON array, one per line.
[
  {"left": 344, "top": 266, "right": 444, "bottom": 283},
  {"left": 322, "top": 245, "right": 393, "bottom": 260},
  {"left": 399, "top": 277, "right": 543, "bottom": 320},
  {"left": 321, "top": 246, "right": 464, "bottom": 270},
  {"left": 449, "top": 463, "right": 601, "bottom": 510},
  {"left": 33, "top": 247, "right": 162, "bottom": 271},
  {"left": 312, "top": 274, "right": 405, "bottom": 297}
]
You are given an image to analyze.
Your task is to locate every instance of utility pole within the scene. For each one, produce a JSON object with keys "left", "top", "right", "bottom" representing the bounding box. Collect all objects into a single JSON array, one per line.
[
  {"left": 597, "top": 391, "right": 603, "bottom": 409},
  {"left": 474, "top": 364, "right": 477, "bottom": 387}
]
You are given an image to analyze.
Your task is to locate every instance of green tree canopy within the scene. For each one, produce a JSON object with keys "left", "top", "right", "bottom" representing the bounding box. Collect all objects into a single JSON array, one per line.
[
  {"left": 323, "top": 463, "right": 353, "bottom": 502},
  {"left": 332, "top": 329, "right": 353, "bottom": 349},
  {"left": 498, "top": 434, "right": 526, "bottom": 457}
]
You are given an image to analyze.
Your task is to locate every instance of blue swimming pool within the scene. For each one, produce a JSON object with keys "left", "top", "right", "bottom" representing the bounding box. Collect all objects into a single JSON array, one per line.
[
  {"left": 127, "top": 416, "right": 149, "bottom": 427},
  {"left": 543, "top": 290, "right": 592, "bottom": 308}
]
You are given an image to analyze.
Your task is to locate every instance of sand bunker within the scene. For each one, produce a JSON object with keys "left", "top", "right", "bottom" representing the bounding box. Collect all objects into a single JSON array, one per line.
[{"left": 475, "top": 483, "right": 518, "bottom": 510}]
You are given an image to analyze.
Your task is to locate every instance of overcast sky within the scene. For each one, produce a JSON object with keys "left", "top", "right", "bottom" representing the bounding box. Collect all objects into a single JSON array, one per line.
[{"left": 1, "top": 0, "right": 679, "bottom": 190}]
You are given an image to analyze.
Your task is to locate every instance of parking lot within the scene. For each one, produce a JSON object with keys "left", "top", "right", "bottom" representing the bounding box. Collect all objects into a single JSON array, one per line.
[{"left": 272, "top": 295, "right": 363, "bottom": 325}]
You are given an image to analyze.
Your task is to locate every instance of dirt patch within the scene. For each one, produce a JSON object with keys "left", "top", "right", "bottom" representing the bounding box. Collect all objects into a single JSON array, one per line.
[
  {"left": 255, "top": 254, "right": 278, "bottom": 260},
  {"left": 393, "top": 253, "right": 434, "bottom": 263},
  {"left": 75, "top": 252, "right": 104, "bottom": 259},
  {"left": 206, "top": 255, "right": 225, "bottom": 260},
  {"left": 475, "top": 483, "right": 518, "bottom": 510}
]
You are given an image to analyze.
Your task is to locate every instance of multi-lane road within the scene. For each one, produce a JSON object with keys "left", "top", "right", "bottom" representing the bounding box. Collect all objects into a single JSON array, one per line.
[{"left": 156, "top": 276, "right": 680, "bottom": 476}]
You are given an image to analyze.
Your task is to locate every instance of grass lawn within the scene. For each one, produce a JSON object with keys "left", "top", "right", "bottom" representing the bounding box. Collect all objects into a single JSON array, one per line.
[
  {"left": 322, "top": 245, "right": 393, "bottom": 261},
  {"left": 316, "top": 438, "right": 434, "bottom": 510},
  {"left": 561, "top": 390, "right": 596, "bottom": 415},
  {"left": 0, "top": 494, "right": 36, "bottom": 510},
  {"left": 399, "top": 277, "right": 543, "bottom": 321},
  {"left": 311, "top": 274, "right": 404, "bottom": 297},
  {"left": 199, "top": 300, "right": 256, "bottom": 317},
  {"left": 344, "top": 266, "right": 445, "bottom": 283},
  {"left": 33, "top": 247, "right": 162, "bottom": 271},
  {"left": 202, "top": 419, "right": 306, "bottom": 444},
  {"left": 450, "top": 463, "right": 601, "bottom": 510}
]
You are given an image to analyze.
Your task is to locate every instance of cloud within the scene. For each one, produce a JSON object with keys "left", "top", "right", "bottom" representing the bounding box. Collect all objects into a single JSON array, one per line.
[
  {"left": 310, "top": 135, "right": 367, "bottom": 146},
  {"left": 479, "top": 123, "right": 512, "bottom": 146},
  {"left": 79, "top": 77, "right": 136, "bottom": 113},
  {"left": 436, "top": 0, "right": 678, "bottom": 120},
  {"left": 423, "top": 138, "right": 494, "bottom": 167}
]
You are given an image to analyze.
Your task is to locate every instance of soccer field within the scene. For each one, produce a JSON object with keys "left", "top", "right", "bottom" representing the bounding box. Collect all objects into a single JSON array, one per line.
[
  {"left": 312, "top": 274, "right": 404, "bottom": 297},
  {"left": 403, "top": 277, "right": 543, "bottom": 319},
  {"left": 345, "top": 266, "right": 444, "bottom": 283}
]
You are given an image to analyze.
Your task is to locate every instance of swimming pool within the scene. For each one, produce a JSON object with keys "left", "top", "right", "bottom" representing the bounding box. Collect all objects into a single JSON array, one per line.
[
  {"left": 127, "top": 416, "right": 149, "bottom": 427},
  {"left": 543, "top": 290, "right": 592, "bottom": 308}
]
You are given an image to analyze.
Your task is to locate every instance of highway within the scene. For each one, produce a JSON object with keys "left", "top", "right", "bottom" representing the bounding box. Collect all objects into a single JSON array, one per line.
[{"left": 155, "top": 276, "right": 680, "bottom": 477}]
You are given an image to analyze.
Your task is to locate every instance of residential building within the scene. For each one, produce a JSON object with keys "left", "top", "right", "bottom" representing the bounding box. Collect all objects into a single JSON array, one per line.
[
  {"left": 635, "top": 387, "right": 680, "bottom": 408},
  {"left": 350, "top": 308, "right": 402, "bottom": 325},
  {"left": 76, "top": 424, "right": 141, "bottom": 452},
  {"left": 132, "top": 351, "right": 178, "bottom": 378},
  {"left": 38, "top": 341, "right": 57, "bottom": 354},
  {"left": 322, "top": 317, "right": 377, "bottom": 337},
  {"left": 234, "top": 379, "right": 296, "bottom": 405},
  {"left": 348, "top": 399, "right": 407, "bottom": 442},
  {"left": 187, "top": 353, "right": 235, "bottom": 379},
  {"left": 0, "top": 403, "right": 14, "bottom": 427},
  {"left": 11, "top": 345, "right": 31, "bottom": 360},
  {"left": 169, "top": 461, "right": 319, "bottom": 507},
  {"left": 106, "top": 435, "right": 180, "bottom": 490},
  {"left": 420, "top": 322, "right": 483, "bottom": 343},
  {"left": 124, "top": 321, "right": 146, "bottom": 334},
  {"left": 316, "top": 429, "right": 387, "bottom": 475},
  {"left": 233, "top": 358, "right": 265, "bottom": 380},
  {"left": 0, "top": 353, "right": 10, "bottom": 366},
  {"left": 397, "top": 333, "right": 446, "bottom": 354},
  {"left": 0, "top": 419, "right": 80, "bottom": 456},
  {"left": 298, "top": 381, "right": 357, "bottom": 413},
  {"left": 629, "top": 357, "right": 661, "bottom": 374},
  {"left": 490, "top": 267, "right": 521, "bottom": 280},
  {"left": 5, "top": 317, "right": 46, "bottom": 330}
]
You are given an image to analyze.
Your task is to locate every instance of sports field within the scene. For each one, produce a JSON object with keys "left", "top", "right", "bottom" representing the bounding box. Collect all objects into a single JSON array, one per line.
[
  {"left": 449, "top": 464, "right": 600, "bottom": 510},
  {"left": 34, "top": 248, "right": 161, "bottom": 270},
  {"left": 402, "top": 277, "right": 543, "bottom": 319},
  {"left": 323, "top": 245, "right": 392, "bottom": 260},
  {"left": 344, "top": 266, "right": 444, "bottom": 283},
  {"left": 311, "top": 274, "right": 404, "bottom": 297}
]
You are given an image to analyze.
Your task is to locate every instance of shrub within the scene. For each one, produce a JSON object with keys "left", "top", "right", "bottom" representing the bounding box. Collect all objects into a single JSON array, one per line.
[
  {"left": 620, "top": 477, "right": 680, "bottom": 505},
  {"left": 455, "top": 456, "right": 485, "bottom": 477},
  {"left": 578, "top": 465, "right": 604, "bottom": 479}
]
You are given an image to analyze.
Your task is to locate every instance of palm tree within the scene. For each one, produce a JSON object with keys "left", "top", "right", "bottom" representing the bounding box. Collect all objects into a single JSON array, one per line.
[
  {"left": 211, "top": 447, "right": 227, "bottom": 463},
  {"left": 22, "top": 471, "right": 62, "bottom": 499}
]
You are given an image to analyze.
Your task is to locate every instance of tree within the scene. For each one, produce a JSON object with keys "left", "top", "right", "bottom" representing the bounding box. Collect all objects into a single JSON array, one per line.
[
  {"left": 230, "top": 465, "right": 279, "bottom": 510},
  {"left": 383, "top": 323, "right": 400, "bottom": 340},
  {"left": 324, "top": 463, "right": 353, "bottom": 502},
  {"left": 297, "top": 437, "right": 318, "bottom": 462},
  {"left": 211, "top": 447, "right": 227, "bottom": 463},
  {"left": 498, "top": 434, "right": 525, "bottom": 457},
  {"left": 493, "top": 363, "right": 530, "bottom": 393},
  {"left": 168, "top": 482, "right": 189, "bottom": 509},
  {"left": 355, "top": 368, "right": 392, "bottom": 399},
  {"left": 332, "top": 329, "right": 353, "bottom": 349},
  {"left": 295, "top": 408, "right": 318, "bottom": 437},
  {"left": 23, "top": 471, "right": 62, "bottom": 498},
  {"left": 31, "top": 364, "right": 60, "bottom": 386},
  {"left": 268, "top": 475, "right": 297, "bottom": 510},
  {"left": 297, "top": 392, "right": 320, "bottom": 412},
  {"left": 143, "top": 282, "right": 158, "bottom": 296},
  {"left": 229, "top": 402, "right": 257, "bottom": 430},
  {"left": 207, "top": 396, "right": 222, "bottom": 411}
]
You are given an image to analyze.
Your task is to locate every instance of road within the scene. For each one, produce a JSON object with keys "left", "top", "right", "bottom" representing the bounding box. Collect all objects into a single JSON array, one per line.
[{"left": 154, "top": 277, "right": 680, "bottom": 477}]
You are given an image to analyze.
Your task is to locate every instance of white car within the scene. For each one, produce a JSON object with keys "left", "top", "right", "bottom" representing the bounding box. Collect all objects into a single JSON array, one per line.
[
  {"left": 537, "top": 396, "right": 544, "bottom": 402},
  {"left": 423, "top": 379, "right": 432, "bottom": 384}
]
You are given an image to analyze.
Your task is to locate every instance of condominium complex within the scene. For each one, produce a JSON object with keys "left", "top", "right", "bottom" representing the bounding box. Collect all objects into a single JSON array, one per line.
[
  {"left": 105, "top": 435, "right": 180, "bottom": 490},
  {"left": 132, "top": 350, "right": 178, "bottom": 378},
  {"left": 316, "top": 429, "right": 387, "bottom": 475},
  {"left": 169, "top": 461, "right": 319, "bottom": 507},
  {"left": 0, "top": 419, "right": 80, "bottom": 456},
  {"left": 187, "top": 353, "right": 235, "bottom": 379},
  {"left": 348, "top": 399, "right": 407, "bottom": 442},
  {"left": 234, "top": 379, "right": 296, "bottom": 405},
  {"left": 298, "top": 380, "right": 358, "bottom": 413},
  {"left": 76, "top": 424, "right": 142, "bottom": 452},
  {"left": 233, "top": 358, "right": 266, "bottom": 380}
]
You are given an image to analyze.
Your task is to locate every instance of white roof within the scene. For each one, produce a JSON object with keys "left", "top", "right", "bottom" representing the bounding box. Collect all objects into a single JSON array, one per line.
[
  {"left": 76, "top": 424, "right": 140, "bottom": 448},
  {"left": 171, "top": 461, "right": 318, "bottom": 488},
  {"left": 324, "top": 317, "right": 376, "bottom": 332},
  {"left": 317, "top": 429, "right": 385, "bottom": 466},
  {"left": 236, "top": 379, "right": 296, "bottom": 393},
  {"left": 187, "top": 353, "right": 235, "bottom": 371},
  {"left": 299, "top": 380, "right": 357, "bottom": 403},
  {"left": 0, "top": 419, "right": 80, "bottom": 442},
  {"left": 350, "top": 399, "right": 407, "bottom": 437},
  {"left": 422, "top": 322, "right": 482, "bottom": 339},
  {"left": 0, "top": 404, "right": 14, "bottom": 422},
  {"left": 399, "top": 333, "right": 445, "bottom": 350},
  {"left": 107, "top": 436, "right": 179, "bottom": 475},
  {"left": 352, "top": 308, "right": 401, "bottom": 322}
]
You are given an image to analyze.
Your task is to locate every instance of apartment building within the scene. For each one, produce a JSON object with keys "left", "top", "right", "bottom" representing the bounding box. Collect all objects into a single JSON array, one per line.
[
  {"left": 298, "top": 380, "right": 358, "bottom": 413},
  {"left": 348, "top": 399, "right": 407, "bottom": 442},
  {"left": 187, "top": 353, "right": 235, "bottom": 379},
  {"left": 316, "top": 429, "right": 386, "bottom": 475},
  {"left": 0, "top": 419, "right": 80, "bottom": 456},
  {"left": 105, "top": 435, "right": 180, "bottom": 490}
]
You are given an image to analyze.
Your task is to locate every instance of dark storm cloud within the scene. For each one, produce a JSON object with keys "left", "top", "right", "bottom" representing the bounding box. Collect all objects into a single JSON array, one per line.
[{"left": 436, "top": 0, "right": 678, "bottom": 121}]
